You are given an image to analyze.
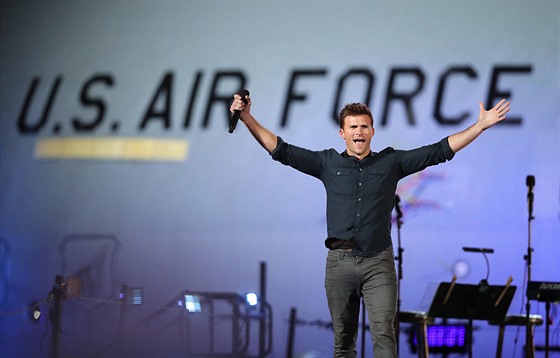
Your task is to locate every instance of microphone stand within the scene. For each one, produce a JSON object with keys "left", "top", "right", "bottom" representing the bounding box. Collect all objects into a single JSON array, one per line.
[
  {"left": 394, "top": 195, "right": 404, "bottom": 353},
  {"left": 524, "top": 176, "right": 536, "bottom": 358}
]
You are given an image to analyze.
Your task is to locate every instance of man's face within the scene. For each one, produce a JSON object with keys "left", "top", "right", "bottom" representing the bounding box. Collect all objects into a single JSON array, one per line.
[{"left": 339, "top": 114, "right": 374, "bottom": 160}]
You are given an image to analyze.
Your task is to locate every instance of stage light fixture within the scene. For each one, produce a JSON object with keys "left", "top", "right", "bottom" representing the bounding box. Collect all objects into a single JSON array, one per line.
[
  {"left": 246, "top": 292, "right": 258, "bottom": 307},
  {"left": 427, "top": 324, "right": 466, "bottom": 348},
  {"left": 184, "top": 294, "right": 202, "bottom": 313},
  {"left": 453, "top": 260, "right": 469, "bottom": 278},
  {"left": 410, "top": 323, "right": 468, "bottom": 353},
  {"left": 129, "top": 288, "right": 143, "bottom": 305},
  {"left": 32, "top": 305, "right": 41, "bottom": 320}
]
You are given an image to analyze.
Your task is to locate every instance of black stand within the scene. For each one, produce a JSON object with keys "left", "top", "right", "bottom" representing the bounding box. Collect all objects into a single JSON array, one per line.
[
  {"left": 525, "top": 175, "right": 536, "bottom": 358},
  {"left": 394, "top": 195, "right": 404, "bottom": 354},
  {"left": 50, "top": 276, "right": 65, "bottom": 358},
  {"left": 259, "top": 262, "right": 267, "bottom": 358},
  {"left": 428, "top": 282, "right": 516, "bottom": 358},
  {"left": 545, "top": 301, "right": 551, "bottom": 358},
  {"left": 361, "top": 301, "right": 366, "bottom": 358}
]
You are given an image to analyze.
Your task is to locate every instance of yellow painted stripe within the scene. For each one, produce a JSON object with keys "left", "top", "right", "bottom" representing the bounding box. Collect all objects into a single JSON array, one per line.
[{"left": 34, "top": 137, "right": 189, "bottom": 162}]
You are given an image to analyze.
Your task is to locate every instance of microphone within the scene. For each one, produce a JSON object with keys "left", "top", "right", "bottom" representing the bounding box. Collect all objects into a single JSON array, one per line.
[
  {"left": 229, "top": 89, "right": 250, "bottom": 133},
  {"left": 526, "top": 175, "right": 535, "bottom": 216},
  {"left": 395, "top": 195, "right": 403, "bottom": 218},
  {"left": 526, "top": 175, "right": 535, "bottom": 189},
  {"left": 463, "top": 247, "right": 494, "bottom": 254}
]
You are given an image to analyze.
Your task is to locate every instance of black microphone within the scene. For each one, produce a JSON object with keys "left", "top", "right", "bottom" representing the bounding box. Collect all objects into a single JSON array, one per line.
[
  {"left": 526, "top": 175, "right": 535, "bottom": 217},
  {"left": 229, "top": 89, "right": 250, "bottom": 133},
  {"left": 395, "top": 195, "right": 403, "bottom": 218},
  {"left": 526, "top": 175, "right": 535, "bottom": 191},
  {"left": 463, "top": 247, "right": 494, "bottom": 254}
]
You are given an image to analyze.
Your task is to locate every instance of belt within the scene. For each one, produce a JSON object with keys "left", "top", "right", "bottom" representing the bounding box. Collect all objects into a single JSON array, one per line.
[{"left": 326, "top": 238, "right": 354, "bottom": 250}]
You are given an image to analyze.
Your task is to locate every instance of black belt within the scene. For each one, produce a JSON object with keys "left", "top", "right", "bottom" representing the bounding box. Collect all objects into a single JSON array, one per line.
[{"left": 327, "top": 238, "right": 353, "bottom": 250}]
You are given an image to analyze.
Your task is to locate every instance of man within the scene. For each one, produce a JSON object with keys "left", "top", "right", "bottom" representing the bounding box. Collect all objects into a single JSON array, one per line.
[{"left": 230, "top": 94, "right": 510, "bottom": 357}]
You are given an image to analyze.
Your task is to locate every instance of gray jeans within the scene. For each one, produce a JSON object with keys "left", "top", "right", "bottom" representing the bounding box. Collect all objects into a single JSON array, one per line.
[{"left": 324, "top": 247, "right": 397, "bottom": 358}]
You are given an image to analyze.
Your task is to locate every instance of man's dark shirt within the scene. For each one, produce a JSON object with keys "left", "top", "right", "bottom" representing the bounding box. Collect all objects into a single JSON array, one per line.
[{"left": 270, "top": 136, "right": 455, "bottom": 257}]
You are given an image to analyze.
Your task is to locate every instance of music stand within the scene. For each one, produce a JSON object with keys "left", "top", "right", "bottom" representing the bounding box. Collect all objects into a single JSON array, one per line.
[{"left": 428, "top": 282, "right": 516, "bottom": 358}]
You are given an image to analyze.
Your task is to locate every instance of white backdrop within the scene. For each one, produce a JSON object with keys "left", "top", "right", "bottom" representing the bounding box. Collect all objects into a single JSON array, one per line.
[{"left": 1, "top": 1, "right": 558, "bottom": 357}]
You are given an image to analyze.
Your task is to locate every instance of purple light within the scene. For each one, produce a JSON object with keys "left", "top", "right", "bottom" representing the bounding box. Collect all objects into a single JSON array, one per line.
[{"left": 425, "top": 325, "right": 466, "bottom": 348}]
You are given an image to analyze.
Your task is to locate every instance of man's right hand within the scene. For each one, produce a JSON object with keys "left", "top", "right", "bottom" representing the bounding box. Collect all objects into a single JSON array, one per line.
[{"left": 230, "top": 93, "right": 251, "bottom": 121}]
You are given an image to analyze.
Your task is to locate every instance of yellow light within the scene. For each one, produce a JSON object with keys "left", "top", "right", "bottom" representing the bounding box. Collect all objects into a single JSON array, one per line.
[{"left": 34, "top": 137, "right": 189, "bottom": 162}]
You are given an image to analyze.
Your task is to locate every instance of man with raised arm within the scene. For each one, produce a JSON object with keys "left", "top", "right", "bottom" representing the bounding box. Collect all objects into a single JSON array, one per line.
[{"left": 230, "top": 94, "right": 510, "bottom": 358}]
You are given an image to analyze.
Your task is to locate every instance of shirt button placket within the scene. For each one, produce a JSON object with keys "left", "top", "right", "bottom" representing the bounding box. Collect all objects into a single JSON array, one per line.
[{"left": 356, "top": 165, "right": 363, "bottom": 229}]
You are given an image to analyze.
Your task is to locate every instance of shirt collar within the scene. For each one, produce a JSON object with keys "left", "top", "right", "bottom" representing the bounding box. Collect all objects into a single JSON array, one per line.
[{"left": 341, "top": 150, "right": 376, "bottom": 161}]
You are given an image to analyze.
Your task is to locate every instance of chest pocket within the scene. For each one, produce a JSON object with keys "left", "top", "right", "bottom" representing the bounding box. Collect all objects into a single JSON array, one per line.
[
  {"left": 363, "top": 166, "right": 394, "bottom": 193},
  {"left": 326, "top": 168, "right": 355, "bottom": 196}
]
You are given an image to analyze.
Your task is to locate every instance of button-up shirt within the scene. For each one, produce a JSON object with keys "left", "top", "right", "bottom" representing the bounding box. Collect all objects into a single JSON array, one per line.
[{"left": 271, "top": 136, "right": 455, "bottom": 257}]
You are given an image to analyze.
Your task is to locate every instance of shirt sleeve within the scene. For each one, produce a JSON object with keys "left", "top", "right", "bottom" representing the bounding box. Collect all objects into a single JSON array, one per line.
[
  {"left": 270, "top": 136, "right": 324, "bottom": 178},
  {"left": 441, "top": 136, "right": 456, "bottom": 160},
  {"left": 269, "top": 136, "right": 284, "bottom": 159},
  {"left": 398, "top": 137, "right": 455, "bottom": 178}
]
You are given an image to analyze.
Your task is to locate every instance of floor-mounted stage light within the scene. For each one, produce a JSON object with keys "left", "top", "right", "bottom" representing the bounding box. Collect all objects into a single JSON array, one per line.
[{"left": 246, "top": 292, "right": 258, "bottom": 307}]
